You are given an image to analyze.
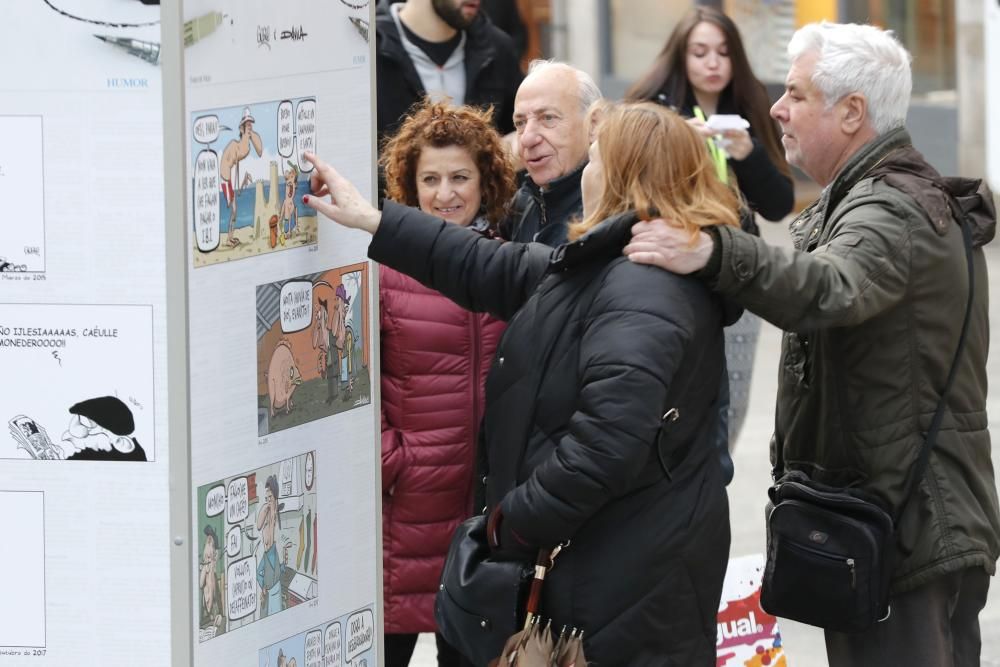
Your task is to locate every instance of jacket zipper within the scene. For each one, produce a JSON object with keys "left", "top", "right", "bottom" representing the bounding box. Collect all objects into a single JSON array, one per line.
[{"left": 470, "top": 314, "right": 482, "bottom": 501}]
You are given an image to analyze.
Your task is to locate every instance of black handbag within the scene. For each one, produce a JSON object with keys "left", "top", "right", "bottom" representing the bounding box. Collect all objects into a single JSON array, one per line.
[
  {"left": 435, "top": 515, "right": 533, "bottom": 666},
  {"left": 761, "top": 211, "right": 975, "bottom": 633}
]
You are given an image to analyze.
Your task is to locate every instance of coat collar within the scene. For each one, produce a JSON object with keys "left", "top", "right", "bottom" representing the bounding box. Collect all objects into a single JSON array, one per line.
[
  {"left": 820, "top": 127, "right": 911, "bottom": 218},
  {"left": 526, "top": 160, "right": 587, "bottom": 200},
  {"left": 547, "top": 211, "right": 638, "bottom": 271},
  {"left": 817, "top": 127, "right": 996, "bottom": 247}
]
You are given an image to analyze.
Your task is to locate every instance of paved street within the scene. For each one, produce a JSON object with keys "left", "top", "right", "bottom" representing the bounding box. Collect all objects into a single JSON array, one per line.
[{"left": 410, "top": 217, "right": 1000, "bottom": 666}]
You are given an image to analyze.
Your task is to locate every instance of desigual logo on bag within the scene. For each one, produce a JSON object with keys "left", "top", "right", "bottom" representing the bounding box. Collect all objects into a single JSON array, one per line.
[{"left": 717, "top": 610, "right": 765, "bottom": 645}]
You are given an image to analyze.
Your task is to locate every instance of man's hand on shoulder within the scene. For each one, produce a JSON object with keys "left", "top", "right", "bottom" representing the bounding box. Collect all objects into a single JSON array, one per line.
[{"left": 625, "top": 219, "right": 716, "bottom": 275}]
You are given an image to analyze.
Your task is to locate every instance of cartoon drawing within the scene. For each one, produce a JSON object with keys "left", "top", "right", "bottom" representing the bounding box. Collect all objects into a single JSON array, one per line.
[
  {"left": 279, "top": 162, "right": 299, "bottom": 245},
  {"left": 256, "top": 474, "right": 288, "bottom": 617},
  {"left": 258, "top": 607, "right": 376, "bottom": 667},
  {"left": 0, "top": 303, "right": 155, "bottom": 461},
  {"left": 256, "top": 264, "right": 370, "bottom": 437},
  {"left": 7, "top": 396, "right": 146, "bottom": 461},
  {"left": 197, "top": 452, "right": 318, "bottom": 641},
  {"left": 61, "top": 396, "right": 146, "bottom": 461},
  {"left": 190, "top": 98, "right": 318, "bottom": 267},
  {"left": 267, "top": 340, "right": 302, "bottom": 418},
  {"left": 329, "top": 284, "right": 354, "bottom": 402},
  {"left": 220, "top": 107, "right": 263, "bottom": 248},
  {"left": 311, "top": 298, "right": 329, "bottom": 382},
  {"left": 199, "top": 525, "right": 226, "bottom": 637},
  {"left": 8, "top": 416, "right": 62, "bottom": 460},
  {"left": 0, "top": 257, "right": 26, "bottom": 273}
]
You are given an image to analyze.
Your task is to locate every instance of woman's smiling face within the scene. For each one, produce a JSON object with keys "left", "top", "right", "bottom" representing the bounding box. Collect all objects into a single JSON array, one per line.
[{"left": 415, "top": 144, "right": 482, "bottom": 227}]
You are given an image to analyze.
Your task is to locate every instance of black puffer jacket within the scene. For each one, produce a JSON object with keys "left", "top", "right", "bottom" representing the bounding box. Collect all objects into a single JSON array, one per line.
[{"left": 370, "top": 202, "right": 731, "bottom": 665}]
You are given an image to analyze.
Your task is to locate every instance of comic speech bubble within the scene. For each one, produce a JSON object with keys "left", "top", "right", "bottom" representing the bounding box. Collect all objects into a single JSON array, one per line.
[
  {"left": 226, "top": 477, "right": 249, "bottom": 524},
  {"left": 193, "top": 114, "right": 221, "bottom": 144},
  {"left": 205, "top": 484, "right": 226, "bottom": 517},
  {"left": 345, "top": 609, "right": 374, "bottom": 663},
  {"left": 225, "top": 525, "right": 242, "bottom": 557},
  {"left": 226, "top": 556, "right": 256, "bottom": 621},
  {"left": 194, "top": 150, "right": 220, "bottom": 252},
  {"left": 324, "top": 622, "right": 342, "bottom": 667},
  {"left": 305, "top": 629, "right": 324, "bottom": 667},
  {"left": 280, "top": 280, "right": 313, "bottom": 333},
  {"left": 295, "top": 99, "right": 317, "bottom": 172},
  {"left": 278, "top": 100, "right": 294, "bottom": 158}
]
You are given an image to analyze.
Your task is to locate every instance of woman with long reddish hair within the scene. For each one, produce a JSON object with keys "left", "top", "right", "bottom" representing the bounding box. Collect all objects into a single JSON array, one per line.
[
  {"left": 377, "top": 99, "right": 515, "bottom": 667},
  {"left": 302, "top": 101, "right": 735, "bottom": 664},
  {"left": 628, "top": 7, "right": 794, "bottom": 467},
  {"left": 626, "top": 6, "right": 790, "bottom": 220}
]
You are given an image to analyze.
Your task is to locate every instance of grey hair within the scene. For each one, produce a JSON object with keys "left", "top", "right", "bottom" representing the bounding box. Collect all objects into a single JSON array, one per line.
[
  {"left": 525, "top": 59, "right": 603, "bottom": 115},
  {"left": 788, "top": 22, "right": 912, "bottom": 135}
]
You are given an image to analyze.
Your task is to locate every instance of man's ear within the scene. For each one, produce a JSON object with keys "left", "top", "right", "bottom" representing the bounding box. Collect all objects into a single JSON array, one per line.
[
  {"left": 840, "top": 93, "right": 868, "bottom": 134},
  {"left": 587, "top": 99, "right": 607, "bottom": 143},
  {"left": 114, "top": 436, "right": 136, "bottom": 454}
]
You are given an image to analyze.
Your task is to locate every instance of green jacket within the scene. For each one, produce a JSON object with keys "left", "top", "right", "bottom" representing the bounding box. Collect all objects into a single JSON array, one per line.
[{"left": 710, "top": 128, "right": 1000, "bottom": 592}]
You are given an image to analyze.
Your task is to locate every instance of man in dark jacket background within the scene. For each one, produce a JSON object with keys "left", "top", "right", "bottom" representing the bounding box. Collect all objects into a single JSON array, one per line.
[
  {"left": 375, "top": 0, "right": 522, "bottom": 156},
  {"left": 626, "top": 21, "right": 999, "bottom": 667},
  {"left": 499, "top": 60, "right": 601, "bottom": 246}
]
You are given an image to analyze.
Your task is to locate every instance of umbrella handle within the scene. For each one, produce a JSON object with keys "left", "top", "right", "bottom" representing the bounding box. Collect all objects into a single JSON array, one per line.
[{"left": 522, "top": 541, "right": 569, "bottom": 629}]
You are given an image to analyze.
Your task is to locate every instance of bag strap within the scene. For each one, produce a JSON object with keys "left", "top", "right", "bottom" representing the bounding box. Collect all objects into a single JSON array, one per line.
[{"left": 774, "top": 201, "right": 975, "bottom": 526}]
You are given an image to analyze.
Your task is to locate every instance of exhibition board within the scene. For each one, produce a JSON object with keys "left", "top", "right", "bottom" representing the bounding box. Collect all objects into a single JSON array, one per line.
[{"left": 1, "top": 2, "right": 380, "bottom": 665}]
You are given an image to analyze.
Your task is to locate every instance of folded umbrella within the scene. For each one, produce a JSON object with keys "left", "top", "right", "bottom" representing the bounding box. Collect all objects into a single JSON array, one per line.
[{"left": 553, "top": 628, "right": 587, "bottom": 667}]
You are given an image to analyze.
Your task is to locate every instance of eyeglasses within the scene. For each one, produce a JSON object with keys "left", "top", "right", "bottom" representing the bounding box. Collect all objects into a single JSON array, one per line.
[{"left": 513, "top": 111, "right": 563, "bottom": 134}]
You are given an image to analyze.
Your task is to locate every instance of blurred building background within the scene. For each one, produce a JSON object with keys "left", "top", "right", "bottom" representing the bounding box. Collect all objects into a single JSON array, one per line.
[{"left": 511, "top": 0, "right": 990, "bottom": 182}]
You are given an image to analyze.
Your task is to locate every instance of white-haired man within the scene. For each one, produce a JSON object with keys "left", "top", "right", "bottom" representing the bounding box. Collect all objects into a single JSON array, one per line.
[
  {"left": 499, "top": 60, "right": 602, "bottom": 246},
  {"left": 625, "top": 21, "right": 998, "bottom": 666}
]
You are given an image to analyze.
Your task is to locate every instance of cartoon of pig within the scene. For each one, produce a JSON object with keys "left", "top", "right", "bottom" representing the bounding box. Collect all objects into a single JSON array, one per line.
[{"left": 267, "top": 340, "right": 303, "bottom": 417}]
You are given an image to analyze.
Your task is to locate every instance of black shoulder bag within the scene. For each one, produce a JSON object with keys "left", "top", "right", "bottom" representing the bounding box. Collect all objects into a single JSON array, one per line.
[{"left": 760, "top": 212, "right": 975, "bottom": 634}]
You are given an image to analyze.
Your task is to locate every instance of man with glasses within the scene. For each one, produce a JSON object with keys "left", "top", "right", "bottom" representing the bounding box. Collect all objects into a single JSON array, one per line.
[{"left": 501, "top": 60, "right": 602, "bottom": 246}]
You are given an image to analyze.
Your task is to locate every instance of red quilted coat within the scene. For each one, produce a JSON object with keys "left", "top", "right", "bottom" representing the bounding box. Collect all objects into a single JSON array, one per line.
[{"left": 379, "top": 265, "right": 505, "bottom": 634}]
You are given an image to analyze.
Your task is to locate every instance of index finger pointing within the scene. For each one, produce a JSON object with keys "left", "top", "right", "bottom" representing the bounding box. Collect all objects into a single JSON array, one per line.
[{"left": 302, "top": 151, "right": 329, "bottom": 172}]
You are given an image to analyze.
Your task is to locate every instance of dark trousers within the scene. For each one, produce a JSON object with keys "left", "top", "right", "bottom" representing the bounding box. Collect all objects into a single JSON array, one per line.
[
  {"left": 825, "top": 567, "right": 991, "bottom": 667},
  {"left": 384, "top": 633, "right": 469, "bottom": 667}
]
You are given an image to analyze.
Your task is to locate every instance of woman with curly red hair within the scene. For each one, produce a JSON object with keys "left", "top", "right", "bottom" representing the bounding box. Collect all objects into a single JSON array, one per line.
[{"left": 377, "top": 100, "right": 515, "bottom": 667}]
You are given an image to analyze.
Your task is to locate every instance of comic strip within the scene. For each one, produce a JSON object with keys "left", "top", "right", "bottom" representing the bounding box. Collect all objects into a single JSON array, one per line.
[
  {"left": 190, "top": 97, "right": 318, "bottom": 267},
  {"left": 0, "top": 116, "right": 45, "bottom": 274},
  {"left": 197, "top": 452, "right": 319, "bottom": 642},
  {"left": 0, "top": 303, "right": 154, "bottom": 461},
  {"left": 256, "top": 263, "right": 370, "bottom": 437},
  {"left": 258, "top": 605, "right": 375, "bottom": 667},
  {"left": 0, "top": 491, "right": 45, "bottom": 649}
]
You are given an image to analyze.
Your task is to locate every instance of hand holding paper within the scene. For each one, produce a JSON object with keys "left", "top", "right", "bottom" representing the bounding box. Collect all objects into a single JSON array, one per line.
[
  {"left": 705, "top": 114, "right": 750, "bottom": 131},
  {"left": 706, "top": 115, "right": 753, "bottom": 161}
]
